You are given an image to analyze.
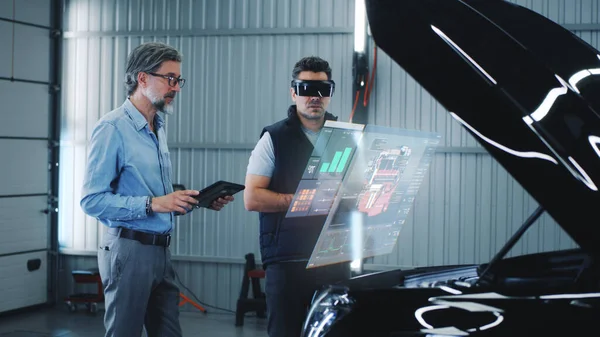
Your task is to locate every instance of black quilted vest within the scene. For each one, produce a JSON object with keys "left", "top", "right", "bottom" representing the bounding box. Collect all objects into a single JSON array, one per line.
[{"left": 258, "top": 105, "right": 338, "bottom": 267}]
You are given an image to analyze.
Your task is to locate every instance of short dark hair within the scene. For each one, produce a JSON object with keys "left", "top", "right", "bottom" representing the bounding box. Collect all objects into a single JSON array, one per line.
[
  {"left": 291, "top": 56, "right": 332, "bottom": 81},
  {"left": 124, "top": 42, "right": 183, "bottom": 95}
]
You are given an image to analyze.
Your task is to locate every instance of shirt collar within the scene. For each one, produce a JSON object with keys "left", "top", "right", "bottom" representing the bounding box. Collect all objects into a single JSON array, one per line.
[{"left": 123, "top": 98, "right": 165, "bottom": 131}]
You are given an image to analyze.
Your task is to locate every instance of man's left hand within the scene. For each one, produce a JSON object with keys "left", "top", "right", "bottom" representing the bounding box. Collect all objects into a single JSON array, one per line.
[{"left": 209, "top": 195, "right": 235, "bottom": 211}]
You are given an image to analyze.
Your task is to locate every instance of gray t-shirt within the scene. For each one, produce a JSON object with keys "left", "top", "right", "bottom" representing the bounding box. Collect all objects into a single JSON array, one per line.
[{"left": 246, "top": 126, "right": 320, "bottom": 177}]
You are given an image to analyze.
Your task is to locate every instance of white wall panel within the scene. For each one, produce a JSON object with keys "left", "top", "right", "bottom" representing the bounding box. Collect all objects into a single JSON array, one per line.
[
  {"left": 13, "top": 24, "right": 50, "bottom": 83},
  {"left": 0, "top": 196, "right": 48, "bottom": 255},
  {"left": 0, "top": 251, "right": 48, "bottom": 313},
  {"left": 0, "top": 139, "right": 48, "bottom": 196},
  {"left": 0, "top": 81, "right": 49, "bottom": 138},
  {"left": 14, "top": 0, "right": 51, "bottom": 27},
  {"left": 0, "top": 1, "right": 13, "bottom": 20},
  {"left": 0, "top": 21, "right": 12, "bottom": 78}
]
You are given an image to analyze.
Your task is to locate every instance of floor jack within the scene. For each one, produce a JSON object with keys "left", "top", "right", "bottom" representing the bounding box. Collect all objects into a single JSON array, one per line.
[{"left": 179, "top": 293, "right": 207, "bottom": 314}]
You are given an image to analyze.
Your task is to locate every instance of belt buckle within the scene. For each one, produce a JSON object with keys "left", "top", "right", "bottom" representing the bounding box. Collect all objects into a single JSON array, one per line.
[{"left": 166, "top": 235, "right": 171, "bottom": 247}]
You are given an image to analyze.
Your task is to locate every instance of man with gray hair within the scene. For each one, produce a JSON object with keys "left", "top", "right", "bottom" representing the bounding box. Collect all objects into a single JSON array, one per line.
[{"left": 81, "top": 41, "right": 234, "bottom": 336}]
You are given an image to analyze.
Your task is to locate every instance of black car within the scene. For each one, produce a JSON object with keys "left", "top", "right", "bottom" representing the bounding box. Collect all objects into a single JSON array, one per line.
[{"left": 301, "top": 0, "right": 600, "bottom": 336}]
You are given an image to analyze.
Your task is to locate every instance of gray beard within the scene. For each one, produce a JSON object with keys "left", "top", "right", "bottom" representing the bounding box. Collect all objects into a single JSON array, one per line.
[
  {"left": 152, "top": 99, "right": 173, "bottom": 115},
  {"left": 145, "top": 87, "right": 174, "bottom": 115}
]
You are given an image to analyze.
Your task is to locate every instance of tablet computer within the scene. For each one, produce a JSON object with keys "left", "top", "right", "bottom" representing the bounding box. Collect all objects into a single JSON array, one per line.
[{"left": 194, "top": 180, "right": 245, "bottom": 209}]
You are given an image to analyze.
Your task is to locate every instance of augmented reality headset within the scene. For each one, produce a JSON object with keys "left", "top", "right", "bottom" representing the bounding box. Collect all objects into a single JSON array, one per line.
[{"left": 291, "top": 80, "right": 336, "bottom": 97}]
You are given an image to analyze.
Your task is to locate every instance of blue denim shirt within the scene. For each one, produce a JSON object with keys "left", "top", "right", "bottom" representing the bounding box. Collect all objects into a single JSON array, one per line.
[{"left": 80, "top": 98, "right": 174, "bottom": 234}]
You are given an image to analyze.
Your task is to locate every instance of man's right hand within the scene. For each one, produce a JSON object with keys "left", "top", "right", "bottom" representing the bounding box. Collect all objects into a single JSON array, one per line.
[{"left": 151, "top": 190, "right": 200, "bottom": 214}]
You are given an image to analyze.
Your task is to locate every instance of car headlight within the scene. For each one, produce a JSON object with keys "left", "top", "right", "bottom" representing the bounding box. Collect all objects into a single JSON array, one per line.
[{"left": 302, "top": 286, "right": 354, "bottom": 337}]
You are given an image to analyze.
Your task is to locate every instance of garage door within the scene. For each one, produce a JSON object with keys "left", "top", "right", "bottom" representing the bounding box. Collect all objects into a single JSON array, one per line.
[{"left": 0, "top": 0, "right": 60, "bottom": 314}]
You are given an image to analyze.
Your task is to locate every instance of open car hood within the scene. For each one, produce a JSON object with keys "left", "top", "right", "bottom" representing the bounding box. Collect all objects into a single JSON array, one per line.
[{"left": 365, "top": 0, "right": 600, "bottom": 259}]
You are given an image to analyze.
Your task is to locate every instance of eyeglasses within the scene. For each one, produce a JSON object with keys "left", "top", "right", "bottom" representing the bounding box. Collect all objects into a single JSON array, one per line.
[{"left": 148, "top": 72, "right": 186, "bottom": 88}]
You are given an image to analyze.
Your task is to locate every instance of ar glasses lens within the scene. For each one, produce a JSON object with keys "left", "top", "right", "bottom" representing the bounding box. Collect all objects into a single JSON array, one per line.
[{"left": 291, "top": 80, "right": 335, "bottom": 97}]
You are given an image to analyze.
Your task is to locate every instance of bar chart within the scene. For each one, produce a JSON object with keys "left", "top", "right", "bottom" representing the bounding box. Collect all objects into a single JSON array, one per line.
[
  {"left": 319, "top": 147, "right": 353, "bottom": 173},
  {"left": 317, "top": 129, "right": 360, "bottom": 180}
]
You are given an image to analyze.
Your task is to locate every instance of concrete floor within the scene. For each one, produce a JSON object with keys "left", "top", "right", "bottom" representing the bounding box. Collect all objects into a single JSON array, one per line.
[{"left": 0, "top": 305, "right": 268, "bottom": 337}]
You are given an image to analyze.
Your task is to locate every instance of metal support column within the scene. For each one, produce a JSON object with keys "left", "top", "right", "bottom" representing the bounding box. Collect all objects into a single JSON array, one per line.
[{"left": 48, "top": 0, "right": 63, "bottom": 306}]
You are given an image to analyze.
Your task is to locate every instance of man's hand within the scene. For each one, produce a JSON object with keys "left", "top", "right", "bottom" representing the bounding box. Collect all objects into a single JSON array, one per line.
[
  {"left": 209, "top": 195, "right": 234, "bottom": 211},
  {"left": 151, "top": 190, "right": 199, "bottom": 215}
]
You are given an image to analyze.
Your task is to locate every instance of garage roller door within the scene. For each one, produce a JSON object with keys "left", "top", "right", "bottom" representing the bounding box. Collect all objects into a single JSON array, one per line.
[{"left": 0, "top": 0, "right": 60, "bottom": 314}]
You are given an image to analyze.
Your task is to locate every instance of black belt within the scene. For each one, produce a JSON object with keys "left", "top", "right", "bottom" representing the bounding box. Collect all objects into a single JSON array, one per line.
[{"left": 108, "top": 227, "right": 171, "bottom": 247}]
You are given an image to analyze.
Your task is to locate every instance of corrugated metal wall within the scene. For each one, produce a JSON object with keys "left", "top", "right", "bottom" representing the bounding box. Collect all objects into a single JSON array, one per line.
[{"left": 58, "top": 0, "right": 600, "bottom": 311}]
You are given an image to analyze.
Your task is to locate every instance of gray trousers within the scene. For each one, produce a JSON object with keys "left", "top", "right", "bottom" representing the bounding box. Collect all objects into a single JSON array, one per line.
[{"left": 98, "top": 229, "right": 182, "bottom": 337}]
